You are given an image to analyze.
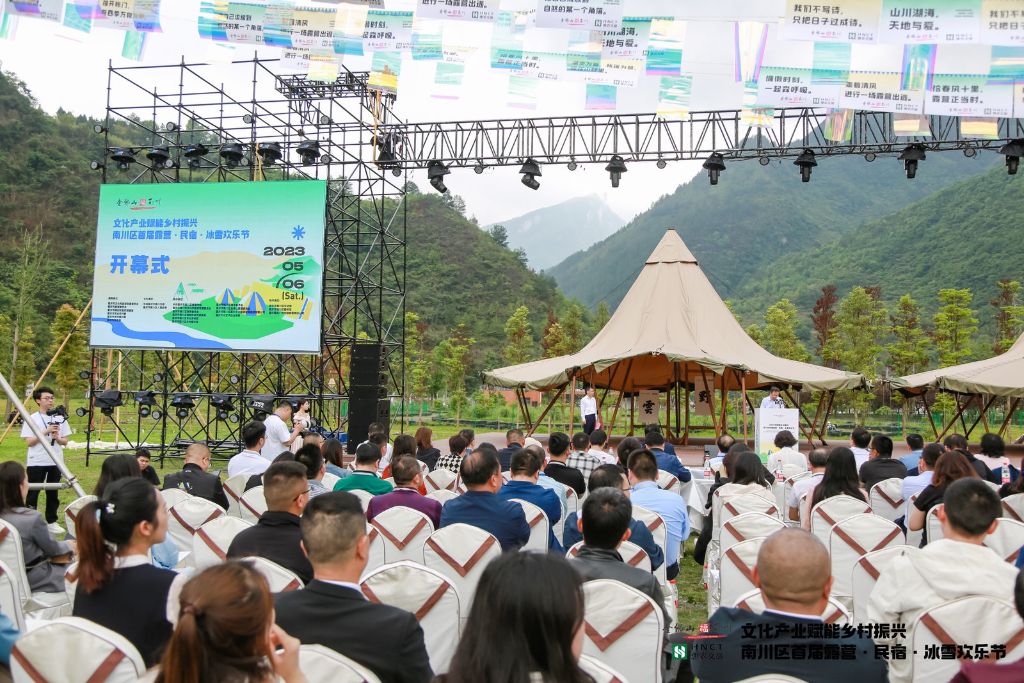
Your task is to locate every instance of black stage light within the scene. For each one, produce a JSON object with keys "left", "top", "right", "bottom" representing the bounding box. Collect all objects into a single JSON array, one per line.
[
  {"left": 963, "top": 146, "right": 976, "bottom": 158},
  {"left": 998, "top": 139, "right": 1024, "bottom": 175},
  {"left": 93, "top": 124, "right": 106, "bottom": 134},
  {"left": 519, "top": 158, "right": 541, "bottom": 190},
  {"left": 136, "top": 390, "right": 158, "bottom": 418},
  {"left": 75, "top": 407, "right": 87, "bottom": 417},
  {"left": 79, "top": 370, "right": 92, "bottom": 380},
  {"left": 567, "top": 160, "right": 577, "bottom": 171},
  {"left": 297, "top": 140, "right": 320, "bottom": 166},
  {"left": 219, "top": 143, "right": 244, "bottom": 168},
  {"left": 95, "top": 390, "right": 123, "bottom": 416},
  {"left": 702, "top": 153, "right": 726, "bottom": 185},
  {"left": 248, "top": 394, "right": 276, "bottom": 418},
  {"left": 898, "top": 144, "right": 926, "bottom": 179},
  {"left": 656, "top": 159, "right": 667, "bottom": 169},
  {"left": 90, "top": 161, "right": 104, "bottom": 171},
  {"left": 110, "top": 148, "right": 135, "bottom": 172},
  {"left": 427, "top": 160, "right": 450, "bottom": 194},
  {"left": 473, "top": 163, "right": 485, "bottom": 174},
  {"left": 758, "top": 155, "right": 770, "bottom": 166},
  {"left": 864, "top": 152, "right": 876, "bottom": 162},
  {"left": 183, "top": 143, "right": 208, "bottom": 168},
  {"left": 257, "top": 141, "right": 282, "bottom": 166},
  {"left": 210, "top": 394, "right": 235, "bottom": 421},
  {"left": 793, "top": 148, "right": 817, "bottom": 183},
  {"left": 605, "top": 155, "right": 627, "bottom": 188},
  {"left": 145, "top": 146, "right": 173, "bottom": 169},
  {"left": 171, "top": 393, "right": 195, "bottom": 420}
]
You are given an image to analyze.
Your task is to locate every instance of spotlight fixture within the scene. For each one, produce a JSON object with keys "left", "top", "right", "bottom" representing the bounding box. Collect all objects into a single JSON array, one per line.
[
  {"left": 605, "top": 155, "right": 627, "bottom": 188},
  {"left": 257, "top": 141, "right": 283, "bottom": 166},
  {"left": 793, "top": 148, "right": 817, "bottom": 183},
  {"left": 219, "top": 142, "right": 244, "bottom": 168},
  {"left": 183, "top": 143, "right": 208, "bottom": 168},
  {"left": 145, "top": 146, "right": 173, "bottom": 169},
  {"left": 171, "top": 393, "right": 195, "bottom": 420},
  {"left": 519, "top": 158, "right": 541, "bottom": 190},
  {"left": 702, "top": 153, "right": 726, "bottom": 186},
  {"left": 319, "top": 114, "right": 331, "bottom": 125},
  {"left": 136, "top": 390, "right": 158, "bottom": 418},
  {"left": 374, "top": 133, "right": 400, "bottom": 172},
  {"left": 864, "top": 152, "right": 876, "bottom": 162},
  {"left": 110, "top": 147, "right": 136, "bottom": 172},
  {"left": 898, "top": 144, "right": 926, "bottom": 179},
  {"left": 998, "top": 139, "right": 1024, "bottom": 175},
  {"left": 963, "top": 146, "right": 976, "bottom": 158},
  {"left": 248, "top": 394, "right": 276, "bottom": 417},
  {"left": 321, "top": 154, "right": 333, "bottom": 165},
  {"left": 210, "top": 394, "right": 236, "bottom": 421},
  {"left": 656, "top": 159, "right": 667, "bottom": 169},
  {"left": 758, "top": 155, "right": 771, "bottom": 166},
  {"left": 567, "top": 160, "right": 577, "bottom": 171},
  {"left": 296, "top": 140, "right": 320, "bottom": 166},
  {"left": 243, "top": 114, "right": 254, "bottom": 124},
  {"left": 93, "top": 124, "right": 106, "bottom": 134},
  {"left": 152, "top": 372, "right": 164, "bottom": 383},
  {"left": 427, "top": 160, "right": 450, "bottom": 194},
  {"left": 229, "top": 374, "right": 240, "bottom": 385},
  {"left": 473, "top": 163, "right": 485, "bottom": 175},
  {"left": 94, "top": 390, "right": 123, "bottom": 417},
  {"left": 75, "top": 407, "right": 88, "bottom": 417},
  {"left": 78, "top": 370, "right": 93, "bottom": 380},
  {"left": 90, "top": 161, "right": 103, "bottom": 171},
  {"left": 165, "top": 122, "right": 177, "bottom": 132}
]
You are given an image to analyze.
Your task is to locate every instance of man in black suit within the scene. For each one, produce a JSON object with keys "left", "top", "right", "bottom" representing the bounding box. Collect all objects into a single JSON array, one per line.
[
  {"left": 692, "top": 528, "right": 886, "bottom": 683},
  {"left": 543, "top": 432, "right": 586, "bottom": 495},
  {"left": 162, "top": 443, "right": 229, "bottom": 509},
  {"left": 274, "top": 491, "right": 432, "bottom": 683},
  {"left": 496, "top": 428, "right": 524, "bottom": 472}
]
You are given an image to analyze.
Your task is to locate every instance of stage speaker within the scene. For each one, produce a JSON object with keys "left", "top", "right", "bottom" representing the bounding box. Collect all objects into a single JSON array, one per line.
[{"left": 348, "top": 343, "right": 389, "bottom": 452}]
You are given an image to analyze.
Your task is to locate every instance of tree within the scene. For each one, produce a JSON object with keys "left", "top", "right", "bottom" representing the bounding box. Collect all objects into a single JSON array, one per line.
[
  {"left": 594, "top": 301, "right": 611, "bottom": 333},
  {"left": 49, "top": 304, "right": 89, "bottom": 408},
  {"left": 991, "top": 280, "right": 1024, "bottom": 355},
  {"left": 502, "top": 305, "right": 534, "bottom": 365},
  {"left": 562, "top": 304, "right": 587, "bottom": 354},
  {"left": 761, "top": 299, "right": 811, "bottom": 362},
  {"left": 440, "top": 324, "right": 475, "bottom": 426},
  {"left": 13, "top": 327, "right": 36, "bottom": 400},
  {"left": 837, "top": 287, "right": 887, "bottom": 425},
  {"left": 489, "top": 224, "right": 509, "bottom": 249},
  {"left": 540, "top": 308, "right": 560, "bottom": 357},
  {"left": 6, "top": 226, "right": 48, "bottom": 414},
  {"left": 403, "top": 312, "right": 420, "bottom": 410},
  {"left": 885, "top": 295, "right": 929, "bottom": 436},
  {"left": 811, "top": 285, "right": 842, "bottom": 368},
  {"left": 513, "top": 247, "right": 529, "bottom": 266},
  {"left": 932, "top": 288, "right": 978, "bottom": 368},
  {"left": 745, "top": 323, "right": 763, "bottom": 345}
]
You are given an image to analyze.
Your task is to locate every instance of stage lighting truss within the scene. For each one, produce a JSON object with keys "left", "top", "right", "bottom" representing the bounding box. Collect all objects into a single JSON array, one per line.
[
  {"left": 794, "top": 149, "right": 817, "bottom": 183},
  {"left": 898, "top": 144, "right": 926, "bottom": 179},
  {"left": 95, "top": 390, "right": 123, "bottom": 416},
  {"left": 605, "top": 155, "right": 627, "bottom": 188},
  {"left": 136, "top": 390, "right": 160, "bottom": 419},
  {"left": 171, "top": 393, "right": 196, "bottom": 420},
  {"left": 210, "top": 394, "right": 237, "bottom": 422},
  {"left": 519, "top": 158, "right": 541, "bottom": 190}
]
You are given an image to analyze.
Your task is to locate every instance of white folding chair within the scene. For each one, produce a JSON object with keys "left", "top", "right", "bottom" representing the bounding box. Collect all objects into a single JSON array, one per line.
[
  {"left": 364, "top": 523, "right": 387, "bottom": 578},
  {"left": 418, "top": 461, "right": 430, "bottom": 475},
  {"left": 720, "top": 494, "right": 781, "bottom": 534},
  {"left": 720, "top": 512, "right": 786, "bottom": 559},
  {"left": 779, "top": 471, "right": 812, "bottom": 520},
  {"left": 369, "top": 507, "right": 434, "bottom": 563},
  {"left": 502, "top": 471, "right": 512, "bottom": 484},
  {"left": 656, "top": 470, "right": 681, "bottom": 497},
  {"left": 0, "top": 518, "right": 69, "bottom": 618},
  {"left": 984, "top": 518, "right": 1024, "bottom": 563},
  {"left": 223, "top": 473, "right": 248, "bottom": 518},
  {"left": 0, "top": 559, "right": 26, "bottom": 631},
  {"left": 909, "top": 595, "right": 1024, "bottom": 682},
  {"left": 159, "top": 487, "right": 191, "bottom": 509},
  {"left": 732, "top": 588, "right": 851, "bottom": 625},
  {"left": 868, "top": 478, "right": 905, "bottom": 522},
  {"left": 809, "top": 494, "right": 872, "bottom": 549},
  {"left": 244, "top": 556, "right": 304, "bottom": 592},
  {"left": 509, "top": 498, "right": 550, "bottom": 552},
  {"left": 720, "top": 537, "right": 766, "bottom": 610},
  {"left": 64, "top": 561, "right": 79, "bottom": 611},
  {"left": 566, "top": 541, "right": 652, "bottom": 573},
  {"left": 926, "top": 504, "right": 944, "bottom": 544},
  {"left": 192, "top": 516, "right": 253, "bottom": 570},
  {"left": 851, "top": 546, "right": 916, "bottom": 624},
  {"left": 581, "top": 579, "right": 665, "bottom": 683},
  {"left": 423, "top": 469, "right": 457, "bottom": 493},
  {"left": 11, "top": 617, "right": 146, "bottom": 683},
  {"left": 631, "top": 506, "right": 669, "bottom": 587},
  {"left": 426, "top": 489, "right": 458, "bottom": 504},
  {"left": 578, "top": 653, "right": 629, "bottom": 683},
  {"left": 564, "top": 487, "right": 579, "bottom": 516},
  {"left": 298, "top": 644, "right": 383, "bottom": 683},
  {"left": 167, "top": 497, "right": 225, "bottom": 557},
  {"left": 321, "top": 472, "right": 341, "bottom": 490},
  {"left": 423, "top": 524, "right": 500, "bottom": 623},
  {"left": 828, "top": 514, "right": 903, "bottom": 604},
  {"left": 906, "top": 491, "right": 923, "bottom": 548},
  {"left": 1001, "top": 493, "right": 1024, "bottom": 522},
  {"left": 239, "top": 485, "right": 267, "bottom": 523},
  {"left": 64, "top": 495, "right": 97, "bottom": 539},
  {"left": 349, "top": 488, "right": 375, "bottom": 513},
  {"left": 360, "top": 561, "right": 461, "bottom": 674},
  {"left": 384, "top": 477, "right": 396, "bottom": 487}
]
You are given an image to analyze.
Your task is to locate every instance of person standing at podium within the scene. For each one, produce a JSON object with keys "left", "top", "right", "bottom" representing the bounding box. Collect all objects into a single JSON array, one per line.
[{"left": 760, "top": 386, "right": 786, "bottom": 410}]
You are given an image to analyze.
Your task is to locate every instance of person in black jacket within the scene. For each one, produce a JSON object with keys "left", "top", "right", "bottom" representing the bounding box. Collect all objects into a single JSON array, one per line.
[
  {"left": 944, "top": 433, "right": 996, "bottom": 482},
  {"left": 543, "top": 432, "right": 586, "bottom": 495},
  {"left": 496, "top": 428, "right": 524, "bottom": 472},
  {"left": 692, "top": 448, "right": 739, "bottom": 566},
  {"left": 274, "top": 491, "right": 432, "bottom": 683},
  {"left": 135, "top": 448, "right": 161, "bottom": 487},
  {"left": 161, "top": 443, "right": 229, "bottom": 510},
  {"left": 414, "top": 426, "right": 441, "bottom": 472}
]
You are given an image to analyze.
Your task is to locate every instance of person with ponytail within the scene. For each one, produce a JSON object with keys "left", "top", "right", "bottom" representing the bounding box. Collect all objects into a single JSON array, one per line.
[
  {"left": 72, "top": 477, "right": 186, "bottom": 666},
  {"left": 151, "top": 562, "right": 306, "bottom": 683}
]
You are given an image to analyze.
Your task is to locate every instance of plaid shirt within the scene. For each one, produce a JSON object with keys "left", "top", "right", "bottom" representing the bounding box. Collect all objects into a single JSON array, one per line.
[
  {"left": 566, "top": 450, "right": 602, "bottom": 483},
  {"left": 434, "top": 451, "right": 464, "bottom": 475}
]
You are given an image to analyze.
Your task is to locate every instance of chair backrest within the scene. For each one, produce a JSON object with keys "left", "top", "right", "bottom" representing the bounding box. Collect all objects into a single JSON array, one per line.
[
  {"left": 222, "top": 473, "right": 248, "bottom": 518},
  {"left": 192, "top": 516, "right": 253, "bottom": 570},
  {"left": 720, "top": 512, "right": 786, "bottom": 559},
  {"left": 780, "top": 471, "right": 812, "bottom": 515},
  {"left": 349, "top": 488, "right": 376, "bottom": 513},
  {"left": 732, "top": 588, "right": 852, "bottom": 625},
  {"left": 360, "top": 561, "right": 461, "bottom": 674},
  {"left": 926, "top": 504, "right": 944, "bottom": 544},
  {"left": 721, "top": 494, "right": 781, "bottom": 530},
  {"left": 321, "top": 472, "right": 341, "bottom": 490},
  {"left": 827, "top": 514, "right": 903, "bottom": 599},
  {"left": 502, "top": 471, "right": 512, "bottom": 484},
  {"left": 159, "top": 487, "right": 191, "bottom": 509},
  {"left": 984, "top": 518, "right": 1024, "bottom": 563},
  {"left": 64, "top": 495, "right": 98, "bottom": 539},
  {"left": 1001, "top": 493, "right": 1024, "bottom": 522},
  {"left": 868, "top": 478, "right": 905, "bottom": 522},
  {"left": 370, "top": 506, "right": 435, "bottom": 563},
  {"left": 384, "top": 477, "right": 396, "bottom": 487},
  {"left": 809, "top": 494, "right": 872, "bottom": 548},
  {"left": 656, "top": 470, "right": 681, "bottom": 497},
  {"left": 905, "top": 491, "right": 923, "bottom": 548},
  {"left": 578, "top": 653, "right": 629, "bottom": 683},
  {"left": 0, "top": 518, "right": 33, "bottom": 604},
  {"left": 909, "top": 595, "right": 1024, "bottom": 682},
  {"left": 0, "top": 559, "right": 26, "bottom": 631},
  {"left": 11, "top": 617, "right": 146, "bottom": 683},
  {"left": 566, "top": 541, "right": 652, "bottom": 574},
  {"left": 565, "top": 487, "right": 579, "bottom": 516},
  {"left": 418, "top": 460, "right": 430, "bottom": 474},
  {"left": 581, "top": 579, "right": 665, "bottom": 683},
  {"left": 424, "top": 469, "right": 457, "bottom": 493},
  {"left": 364, "top": 523, "right": 387, "bottom": 578},
  {"left": 422, "top": 524, "right": 501, "bottom": 620},
  {"left": 239, "top": 485, "right": 267, "bottom": 523},
  {"left": 720, "top": 537, "right": 767, "bottom": 609},
  {"left": 509, "top": 498, "right": 550, "bottom": 552},
  {"left": 298, "top": 644, "right": 383, "bottom": 683},
  {"left": 64, "top": 561, "right": 79, "bottom": 611},
  {"left": 167, "top": 497, "right": 225, "bottom": 551},
  {"left": 426, "top": 489, "right": 459, "bottom": 504},
  {"left": 631, "top": 505, "right": 669, "bottom": 586},
  {"left": 851, "top": 546, "right": 916, "bottom": 624},
  {"left": 244, "top": 556, "right": 304, "bottom": 592}
]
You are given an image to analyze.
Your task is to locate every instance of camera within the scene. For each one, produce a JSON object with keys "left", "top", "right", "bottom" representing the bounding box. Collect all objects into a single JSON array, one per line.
[{"left": 46, "top": 405, "right": 69, "bottom": 420}]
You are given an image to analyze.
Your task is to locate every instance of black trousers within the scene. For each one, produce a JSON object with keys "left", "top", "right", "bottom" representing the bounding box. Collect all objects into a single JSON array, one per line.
[
  {"left": 584, "top": 414, "right": 596, "bottom": 434},
  {"left": 26, "top": 465, "right": 61, "bottom": 524}
]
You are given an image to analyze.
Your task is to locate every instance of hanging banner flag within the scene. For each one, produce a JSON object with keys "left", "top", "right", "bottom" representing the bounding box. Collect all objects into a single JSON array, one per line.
[
  {"left": 657, "top": 74, "right": 692, "bottom": 118},
  {"left": 264, "top": 1, "right": 295, "bottom": 48},
  {"left": 369, "top": 50, "right": 401, "bottom": 93},
  {"left": 411, "top": 17, "right": 442, "bottom": 60},
  {"left": 782, "top": 0, "right": 882, "bottom": 43},
  {"left": 736, "top": 21, "right": 768, "bottom": 83},
  {"left": 879, "top": 0, "right": 982, "bottom": 44},
  {"left": 63, "top": 1, "right": 90, "bottom": 31},
  {"left": 536, "top": 0, "right": 622, "bottom": 31},
  {"left": 308, "top": 52, "right": 340, "bottom": 81},
  {"left": 432, "top": 61, "right": 464, "bottom": 99},
  {"left": 291, "top": 4, "right": 336, "bottom": 52},
  {"left": 839, "top": 71, "right": 924, "bottom": 111},
  {"left": 962, "top": 115, "right": 1000, "bottom": 135},
  {"left": 825, "top": 108, "right": 855, "bottom": 140},
  {"left": 602, "top": 16, "right": 649, "bottom": 60},
  {"left": 281, "top": 47, "right": 311, "bottom": 72},
  {"left": 646, "top": 18, "right": 685, "bottom": 75},
  {"left": 812, "top": 41, "right": 852, "bottom": 83},
  {"left": 514, "top": 51, "right": 567, "bottom": 80},
  {"left": 901, "top": 43, "right": 936, "bottom": 90},
  {"left": 122, "top": 30, "right": 147, "bottom": 60},
  {"left": 507, "top": 74, "right": 538, "bottom": 109},
  {"left": 757, "top": 67, "right": 841, "bottom": 106},
  {"left": 0, "top": 13, "right": 18, "bottom": 38},
  {"left": 4, "top": 0, "right": 62, "bottom": 22},
  {"left": 593, "top": 57, "right": 642, "bottom": 86},
  {"left": 926, "top": 73, "right": 1014, "bottom": 115},
  {"left": 585, "top": 83, "right": 617, "bottom": 109},
  {"left": 132, "top": 0, "right": 159, "bottom": 32},
  {"left": 491, "top": 11, "right": 524, "bottom": 69},
  {"left": 567, "top": 29, "right": 601, "bottom": 74},
  {"left": 415, "top": 0, "right": 498, "bottom": 23},
  {"left": 894, "top": 111, "right": 932, "bottom": 134},
  {"left": 981, "top": 0, "right": 1024, "bottom": 45},
  {"left": 71, "top": 0, "right": 101, "bottom": 18},
  {"left": 988, "top": 45, "right": 1024, "bottom": 81},
  {"left": 199, "top": 2, "right": 266, "bottom": 44},
  {"left": 441, "top": 45, "right": 476, "bottom": 64},
  {"left": 363, "top": 10, "right": 412, "bottom": 52},
  {"left": 1014, "top": 81, "right": 1024, "bottom": 115},
  {"left": 334, "top": 3, "right": 367, "bottom": 55}
]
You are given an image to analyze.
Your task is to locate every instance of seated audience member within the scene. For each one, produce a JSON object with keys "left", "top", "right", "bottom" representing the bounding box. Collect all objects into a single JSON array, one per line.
[
  {"left": 628, "top": 449, "right": 688, "bottom": 580},
  {"left": 365, "top": 431, "right": 392, "bottom": 478},
  {"left": 569, "top": 488, "right": 669, "bottom": 622},
  {"left": 544, "top": 432, "right": 586, "bottom": 496},
  {"left": 788, "top": 448, "right": 829, "bottom": 522},
  {"left": 644, "top": 423, "right": 677, "bottom": 455},
  {"left": 869, "top": 478, "right": 1018, "bottom": 683},
  {"left": 0, "top": 461, "right": 75, "bottom": 593},
  {"left": 294, "top": 444, "right": 329, "bottom": 498},
  {"left": 767, "top": 430, "right": 808, "bottom": 473},
  {"left": 437, "top": 552, "right": 591, "bottom": 683},
  {"left": 155, "top": 562, "right": 306, "bottom": 683},
  {"left": 562, "top": 465, "right": 665, "bottom": 569},
  {"left": 73, "top": 478, "right": 185, "bottom": 667},
  {"left": 644, "top": 430, "right": 691, "bottom": 482},
  {"left": 950, "top": 568, "right": 1024, "bottom": 682},
  {"left": 850, "top": 427, "right": 873, "bottom": 470},
  {"left": 458, "top": 428, "right": 476, "bottom": 452},
  {"left": 523, "top": 444, "right": 567, "bottom": 515},
  {"left": 707, "top": 434, "right": 737, "bottom": 473},
  {"left": 434, "top": 434, "right": 469, "bottom": 475},
  {"left": 366, "top": 455, "right": 442, "bottom": 529},
  {"left": 694, "top": 528, "right": 885, "bottom": 683},
  {"left": 908, "top": 450, "right": 979, "bottom": 547},
  {"left": 497, "top": 448, "right": 564, "bottom": 552},
  {"left": 274, "top": 492, "right": 432, "bottom": 683},
  {"left": 717, "top": 447, "right": 777, "bottom": 508},
  {"left": 228, "top": 421, "right": 272, "bottom": 479},
  {"left": 496, "top": 428, "right": 525, "bottom": 472},
  {"left": 162, "top": 443, "right": 229, "bottom": 510},
  {"left": 615, "top": 436, "right": 644, "bottom": 471},
  {"left": 900, "top": 442, "right": 942, "bottom": 517},
  {"left": 945, "top": 432, "right": 995, "bottom": 482},
  {"left": 245, "top": 451, "right": 295, "bottom": 492},
  {"left": 321, "top": 438, "right": 349, "bottom": 479},
  {"left": 801, "top": 447, "right": 867, "bottom": 529},
  {"left": 567, "top": 432, "right": 602, "bottom": 482},
  {"left": 693, "top": 449, "right": 741, "bottom": 566},
  {"left": 859, "top": 434, "right": 907, "bottom": 491},
  {"left": 978, "top": 433, "right": 1022, "bottom": 490},
  {"left": 227, "top": 461, "right": 314, "bottom": 583},
  {"left": 136, "top": 448, "right": 161, "bottom": 487},
  {"left": 384, "top": 434, "right": 416, "bottom": 480},
  {"left": 898, "top": 433, "right": 925, "bottom": 470},
  {"left": 415, "top": 426, "right": 441, "bottom": 472},
  {"left": 333, "top": 442, "right": 394, "bottom": 496},
  {"left": 586, "top": 429, "right": 618, "bottom": 466},
  {"left": 299, "top": 431, "right": 322, "bottom": 451},
  {"left": 440, "top": 449, "right": 529, "bottom": 552}
]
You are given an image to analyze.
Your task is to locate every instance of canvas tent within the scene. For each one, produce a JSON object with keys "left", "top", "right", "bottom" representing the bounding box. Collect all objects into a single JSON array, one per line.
[{"left": 483, "top": 230, "right": 866, "bottom": 444}]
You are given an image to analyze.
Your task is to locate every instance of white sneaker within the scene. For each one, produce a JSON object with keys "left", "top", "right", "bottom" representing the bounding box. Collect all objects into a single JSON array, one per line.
[{"left": 47, "top": 522, "right": 65, "bottom": 535}]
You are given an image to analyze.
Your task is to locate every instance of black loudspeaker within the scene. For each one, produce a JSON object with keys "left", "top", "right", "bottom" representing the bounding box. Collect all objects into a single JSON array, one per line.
[{"left": 348, "top": 343, "right": 389, "bottom": 452}]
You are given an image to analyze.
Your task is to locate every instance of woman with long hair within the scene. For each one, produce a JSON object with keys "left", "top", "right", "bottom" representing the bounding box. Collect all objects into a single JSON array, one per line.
[
  {"left": 415, "top": 426, "right": 441, "bottom": 471},
  {"left": 289, "top": 399, "right": 312, "bottom": 453},
  {"left": 321, "top": 438, "right": 349, "bottom": 479},
  {"left": 382, "top": 434, "right": 417, "bottom": 479},
  {"left": 714, "top": 446, "right": 776, "bottom": 512},
  {"left": 615, "top": 436, "right": 643, "bottom": 470},
  {"left": 438, "top": 552, "right": 593, "bottom": 683},
  {"left": 801, "top": 447, "right": 865, "bottom": 529},
  {"left": 153, "top": 562, "right": 305, "bottom": 683},
  {"left": 909, "top": 450, "right": 979, "bottom": 546},
  {"left": 72, "top": 477, "right": 184, "bottom": 666},
  {"left": 0, "top": 461, "right": 75, "bottom": 593}
]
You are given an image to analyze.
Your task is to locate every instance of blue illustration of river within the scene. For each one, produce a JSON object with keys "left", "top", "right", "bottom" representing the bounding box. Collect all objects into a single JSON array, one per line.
[{"left": 94, "top": 318, "right": 231, "bottom": 349}]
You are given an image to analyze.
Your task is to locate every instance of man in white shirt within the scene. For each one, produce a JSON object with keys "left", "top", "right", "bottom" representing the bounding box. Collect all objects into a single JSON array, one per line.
[
  {"left": 580, "top": 385, "right": 598, "bottom": 435},
  {"left": 900, "top": 441, "right": 942, "bottom": 518},
  {"left": 586, "top": 429, "right": 618, "bottom": 466},
  {"left": 788, "top": 448, "right": 828, "bottom": 521},
  {"left": 759, "top": 386, "right": 786, "bottom": 409},
  {"left": 228, "top": 421, "right": 272, "bottom": 478},
  {"left": 260, "top": 399, "right": 302, "bottom": 460},
  {"left": 849, "top": 426, "right": 872, "bottom": 471},
  {"left": 20, "top": 386, "right": 70, "bottom": 535}
]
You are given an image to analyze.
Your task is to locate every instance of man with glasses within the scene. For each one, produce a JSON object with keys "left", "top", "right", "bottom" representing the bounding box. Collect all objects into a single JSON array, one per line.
[
  {"left": 20, "top": 386, "right": 71, "bottom": 535},
  {"left": 161, "top": 442, "right": 229, "bottom": 510},
  {"left": 227, "top": 461, "right": 314, "bottom": 583}
]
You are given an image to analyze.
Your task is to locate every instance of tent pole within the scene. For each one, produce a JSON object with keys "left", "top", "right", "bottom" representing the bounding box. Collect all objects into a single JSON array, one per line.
[
  {"left": 998, "top": 398, "right": 1020, "bottom": 437},
  {"left": 629, "top": 377, "right": 636, "bottom": 436},
  {"left": 666, "top": 382, "right": 673, "bottom": 441},
  {"left": 520, "top": 389, "right": 533, "bottom": 431},
  {"left": 936, "top": 394, "right": 970, "bottom": 441},
  {"left": 782, "top": 387, "right": 818, "bottom": 446},
  {"left": 683, "top": 365, "right": 690, "bottom": 446},
  {"left": 920, "top": 392, "right": 940, "bottom": 440},
  {"left": 699, "top": 365, "right": 719, "bottom": 438},
  {"left": 527, "top": 382, "right": 567, "bottom": 437},
  {"left": 809, "top": 392, "right": 826, "bottom": 443},
  {"left": 567, "top": 370, "right": 577, "bottom": 436},
  {"left": 819, "top": 390, "right": 837, "bottom": 445},
  {"left": 608, "top": 383, "right": 625, "bottom": 436},
  {"left": 674, "top": 364, "right": 682, "bottom": 444},
  {"left": 718, "top": 375, "right": 728, "bottom": 437},
  {"left": 966, "top": 393, "right": 995, "bottom": 437},
  {"left": 740, "top": 369, "right": 749, "bottom": 447},
  {"left": 609, "top": 358, "right": 632, "bottom": 435}
]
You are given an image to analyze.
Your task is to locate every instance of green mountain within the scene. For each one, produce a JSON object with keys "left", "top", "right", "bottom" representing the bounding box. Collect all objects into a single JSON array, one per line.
[{"left": 553, "top": 149, "right": 999, "bottom": 310}]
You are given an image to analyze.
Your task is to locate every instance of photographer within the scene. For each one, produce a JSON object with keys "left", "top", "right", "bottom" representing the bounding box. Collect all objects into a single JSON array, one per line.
[{"left": 19, "top": 386, "right": 71, "bottom": 535}]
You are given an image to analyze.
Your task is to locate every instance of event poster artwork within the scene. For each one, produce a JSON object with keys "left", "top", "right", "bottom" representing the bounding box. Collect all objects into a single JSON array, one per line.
[{"left": 90, "top": 181, "right": 327, "bottom": 354}]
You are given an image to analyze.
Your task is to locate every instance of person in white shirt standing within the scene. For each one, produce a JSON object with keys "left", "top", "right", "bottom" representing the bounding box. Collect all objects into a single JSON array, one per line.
[
  {"left": 229, "top": 421, "right": 272, "bottom": 478},
  {"left": 260, "top": 399, "right": 303, "bottom": 460},
  {"left": 20, "top": 386, "right": 71, "bottom": 535},
  {"left": 759, "top": 386, "right": 786, "bottom": 409},
  {"left": 580, "top": 386, "right": 598, "bottom": 435}
]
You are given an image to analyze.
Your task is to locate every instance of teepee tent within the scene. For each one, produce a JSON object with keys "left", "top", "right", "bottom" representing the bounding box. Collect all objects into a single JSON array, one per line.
[
  {"left": 483, "top": 230, "right": 865, "bottom": 443},
  {"left": 240, "top": 291, "right": 266, "bottom": 316},
  {"left": 218, "top": 288, "right": 238, "bottom": 305}
]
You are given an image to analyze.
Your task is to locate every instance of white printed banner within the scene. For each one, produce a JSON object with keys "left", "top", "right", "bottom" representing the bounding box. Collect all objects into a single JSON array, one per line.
[
  {"left": 363, "top": 10, "right": 413, "bottom": 52},
  {"left": 415, "top": 0, "right": 499, "bottom": 23},
  {"left": 757, "top": 66, "right": 842, "bottom": 106},
  {"left": 879, "top": 0, "right": 982, "bottom": 44},
  {"left": 782, "top": 0, "right": 882, "bottom": 43},
  {"left": 925, "top": 73, "right": 1015, "bottom": 115},
  {"left": 601, "top": 16, "right": 649, "bottom": 59},
  {"left": 693, "top": 375, "right": 713, "bottom": 417},
  {"left": 981, "top": 0, "right": 1024, "bottom": 45},
  {"left": 536, "top": 0, "right": 622, "bottom": 31},
  {"left": 637, "top": 389, "right": 661, "bottom": 424},
  {"left": 838, "top": 70, "right": 924, "bottom": 112}
]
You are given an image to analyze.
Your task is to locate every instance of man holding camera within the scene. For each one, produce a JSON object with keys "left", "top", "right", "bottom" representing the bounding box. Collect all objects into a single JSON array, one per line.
[{"left": 20, "top": 386, "right": 70, "bottom": 535}]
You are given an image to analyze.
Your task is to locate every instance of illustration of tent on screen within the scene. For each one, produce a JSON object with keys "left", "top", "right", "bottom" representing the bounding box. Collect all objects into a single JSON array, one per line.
[
  {"left": 218, "top": 288, "right": 239, "bottom": 305},
  {"left": 240, "top": 291, "right": 267, "bottom": 316}
]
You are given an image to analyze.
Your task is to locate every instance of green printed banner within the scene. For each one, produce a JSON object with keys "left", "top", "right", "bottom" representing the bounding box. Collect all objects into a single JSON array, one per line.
[
  {"left": 585, "top": 83, "right": 617, "bottom": 110},
  {"left": 880, "top": 0, "right": 982, "bottom": 44},
  {"left": 62, "top": 1, "right": 90, "bottom": 31},
  {"left": 812, "top": 42, "right": 851, "bottom": 84},
  {"left": 490, "top": 10, "right": 523, "bottom": 69},
  {"left": 364, "top": 9, "right": 413, "bottom": 52},
  {"left": 602, "top": 16, "right": 649, "bottom": 60},
  {"left": 121, "top": 30, "right": 147, "bottom": 60},
  {"left": 369, "top": 51, "right": 401, "bottom": 94},
  {"left": 198, "top": 1, "right": 266, "bottom": 45},
  {"left": 988, "top": 46, "right": 1024, "bottom": 83},
  {"left": 507, "top": 74, "right": 537, "bottom": 110},
  {"left": 0, "top": 13, "right": 18, "bottom": 38},
  {"left": 432, "top": 62, "right": 464, "bottom": 100},
  {"left": 840, "top": 71, "right": 924, "bottom": 112},
  {"left": 657, "top": 74, "right": 691, "bottom": 118},
  {"left": 411, "top": 17, "right": 442, "bottom": 60}
]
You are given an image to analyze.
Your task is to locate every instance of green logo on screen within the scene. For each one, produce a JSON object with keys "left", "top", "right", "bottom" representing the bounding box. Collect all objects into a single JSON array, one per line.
[{"left": 672, "top": 644, "right": 688, "bottom": 660}]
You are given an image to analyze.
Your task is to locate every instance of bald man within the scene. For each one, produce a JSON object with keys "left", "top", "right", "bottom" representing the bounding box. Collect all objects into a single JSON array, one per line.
[
  {"left": 162, "top": 443, "right": 230, "bottom": 509},
  {"left": 692, "top": 529, "right": 886, "bottom": 683}
]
